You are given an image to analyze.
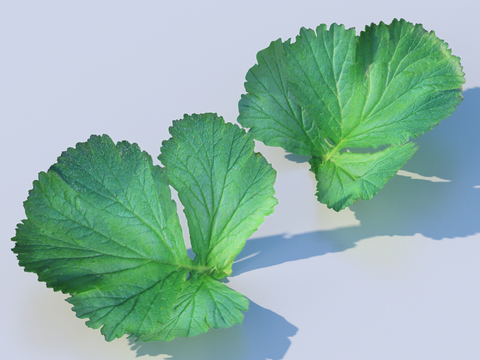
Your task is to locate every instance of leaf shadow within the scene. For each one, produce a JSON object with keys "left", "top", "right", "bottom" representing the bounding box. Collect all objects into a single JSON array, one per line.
[
  {"left": 129, "top": 300, "right": 298, "bottom": 360},
  {"left": 352, "top": 87, "right": 480, "bottom": 240},
  {"left": 233, "top": 87, "right": 480, "bottom": 276},
  {"left": 129, "top": 88, "right": 480, "bottom": 359}
]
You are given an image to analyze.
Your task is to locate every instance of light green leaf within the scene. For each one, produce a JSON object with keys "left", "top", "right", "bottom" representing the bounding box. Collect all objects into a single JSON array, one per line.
[
  {"left": 310, "top": 143, "right": 417, "bottom": 210},
  {"left": 160, "top": 113, "right": 277, "bottom": 279},
  {"left": 238, "top": 39, "right": 327, "bottom": 157},
  {"left": 136, "top": 273, "right": 249, "bottom": 342},
  {"left": 239, "top": 19, "right": 465, "bottom": 210}
]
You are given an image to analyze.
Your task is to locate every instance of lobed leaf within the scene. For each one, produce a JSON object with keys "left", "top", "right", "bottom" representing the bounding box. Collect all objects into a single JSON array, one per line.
[
  {"left": 239, "top": 19, "right": 465, "bottom": 210},
  {"left": 12, "top": 115, "right": 276, "bottom": 341},
  {"left": 160, "top": 113, "right": 277, "bottom": 279},
  {"left": 13, "top": 135, "right": 192, "bottom": 340},
  {"left": 136, "top": 273, "right": 249, "bottom": 342}
]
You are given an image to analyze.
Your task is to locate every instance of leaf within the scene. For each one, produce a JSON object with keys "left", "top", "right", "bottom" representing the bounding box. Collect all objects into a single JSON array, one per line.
[
  {"left": 135, "top": 273, "right": 249, "bottom": 342},
  {"left": 238, "top": 39, "right": 326, "bottom": 157},
  {"left": 14, "top": 135, "right": 191, "bottom": 340},
  {"left": 12, "top": 114, "right": 277, "bottom": 341},
  {"left": 238, "top": 19, "right": 465, "bottom": 210},
  {"left": 310, "top": 143, "right": 417, "bottom": 211},
  {"left": 160, "top": 113, "right": 277, "bottom": 279}
]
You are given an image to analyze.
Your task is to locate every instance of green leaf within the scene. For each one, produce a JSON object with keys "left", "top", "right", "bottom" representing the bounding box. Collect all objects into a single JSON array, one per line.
[
  {"left": 13, "top": 135, "right": 193, "bottom": 340},
  {"left": 160, "top": 113, "right": 277, "bottom": 279},
  {"left": 238, "top": 39, "right": 327, "bottom": 157},
  {"left": 12, "top": 116, "right": 276, "bottom": 341},
  {"left": 238, "top": 19, "right": 465, "bottom": 210},
  {"left": 310, "top": 143, "right": 417, "bottom": 210},
  {"left": 135, "top": 273, "right": 249, "bottom": 342}
]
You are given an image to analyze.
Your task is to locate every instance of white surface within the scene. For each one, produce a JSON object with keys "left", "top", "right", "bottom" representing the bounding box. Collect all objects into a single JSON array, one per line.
[{"left": 1, "top": 1, "right": 479, "bottom": 359}]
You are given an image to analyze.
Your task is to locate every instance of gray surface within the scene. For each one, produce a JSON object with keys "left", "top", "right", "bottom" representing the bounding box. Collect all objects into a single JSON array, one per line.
[{"left": 1, "top": 1, "right": 479, "bottom": 359}]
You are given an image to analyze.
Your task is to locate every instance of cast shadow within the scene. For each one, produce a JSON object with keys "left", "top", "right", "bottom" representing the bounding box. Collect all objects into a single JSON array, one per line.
[
  {"left": 129, "top": 300, "right": 298, "bottom": 360},
  {"left": 130, "top": 88, "right": 479, "bottom": 359},
  {"left": 350, "top": 87, "right": 480, "bottom": 240},
  {"left": 233, "top": 87, "right": 480, "bottom": 276}
]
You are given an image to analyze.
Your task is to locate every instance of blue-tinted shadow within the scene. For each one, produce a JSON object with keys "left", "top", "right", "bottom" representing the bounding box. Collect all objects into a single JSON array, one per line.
[
  {"left": 233, "top": 87, "right": 480, "bottom": 275},
  {"left": 131, "top": 88, "right": 479, "bottom": 358},
  {"left": 129, "top": 300, "right": 297, "bottom": 360},
  {"left": 351, "top": 87, "right": 480, "bottom": 240}
]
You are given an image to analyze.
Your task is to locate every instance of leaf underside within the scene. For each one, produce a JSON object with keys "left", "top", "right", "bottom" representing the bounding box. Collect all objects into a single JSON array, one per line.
[
  {"left": 239, "top": 19, "right": 465, "bottom": 210},
  {"left": 12, "top": 114, "right": 276, "bottom": 341}
]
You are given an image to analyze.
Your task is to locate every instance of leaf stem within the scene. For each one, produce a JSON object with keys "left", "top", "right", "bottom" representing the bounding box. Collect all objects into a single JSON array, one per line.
[
  {"left": 323, "top": 139, "right": 344, "bottom": 163},
  {"left": 180, "top": 263, "right": 212, "bottom": 274}
]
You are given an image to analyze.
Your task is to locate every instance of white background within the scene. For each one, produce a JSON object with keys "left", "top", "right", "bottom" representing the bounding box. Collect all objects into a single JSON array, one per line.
[{"left": 1, "top": 1, "right": 479, "bottom": 359}]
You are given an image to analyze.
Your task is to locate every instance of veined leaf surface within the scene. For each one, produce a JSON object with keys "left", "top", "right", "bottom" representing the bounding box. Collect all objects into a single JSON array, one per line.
[
  {"left": 160, "top": 113, "right": 277, "bottom": 279},
  {"left": 239, "top": 19, "right": 465, "bottom": 210},
  {"left": 13, "top": 114, "right": 276, "bottom": 341},
  {"left": 136, "top": 273, "right": 249, "bottom": 342}
]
